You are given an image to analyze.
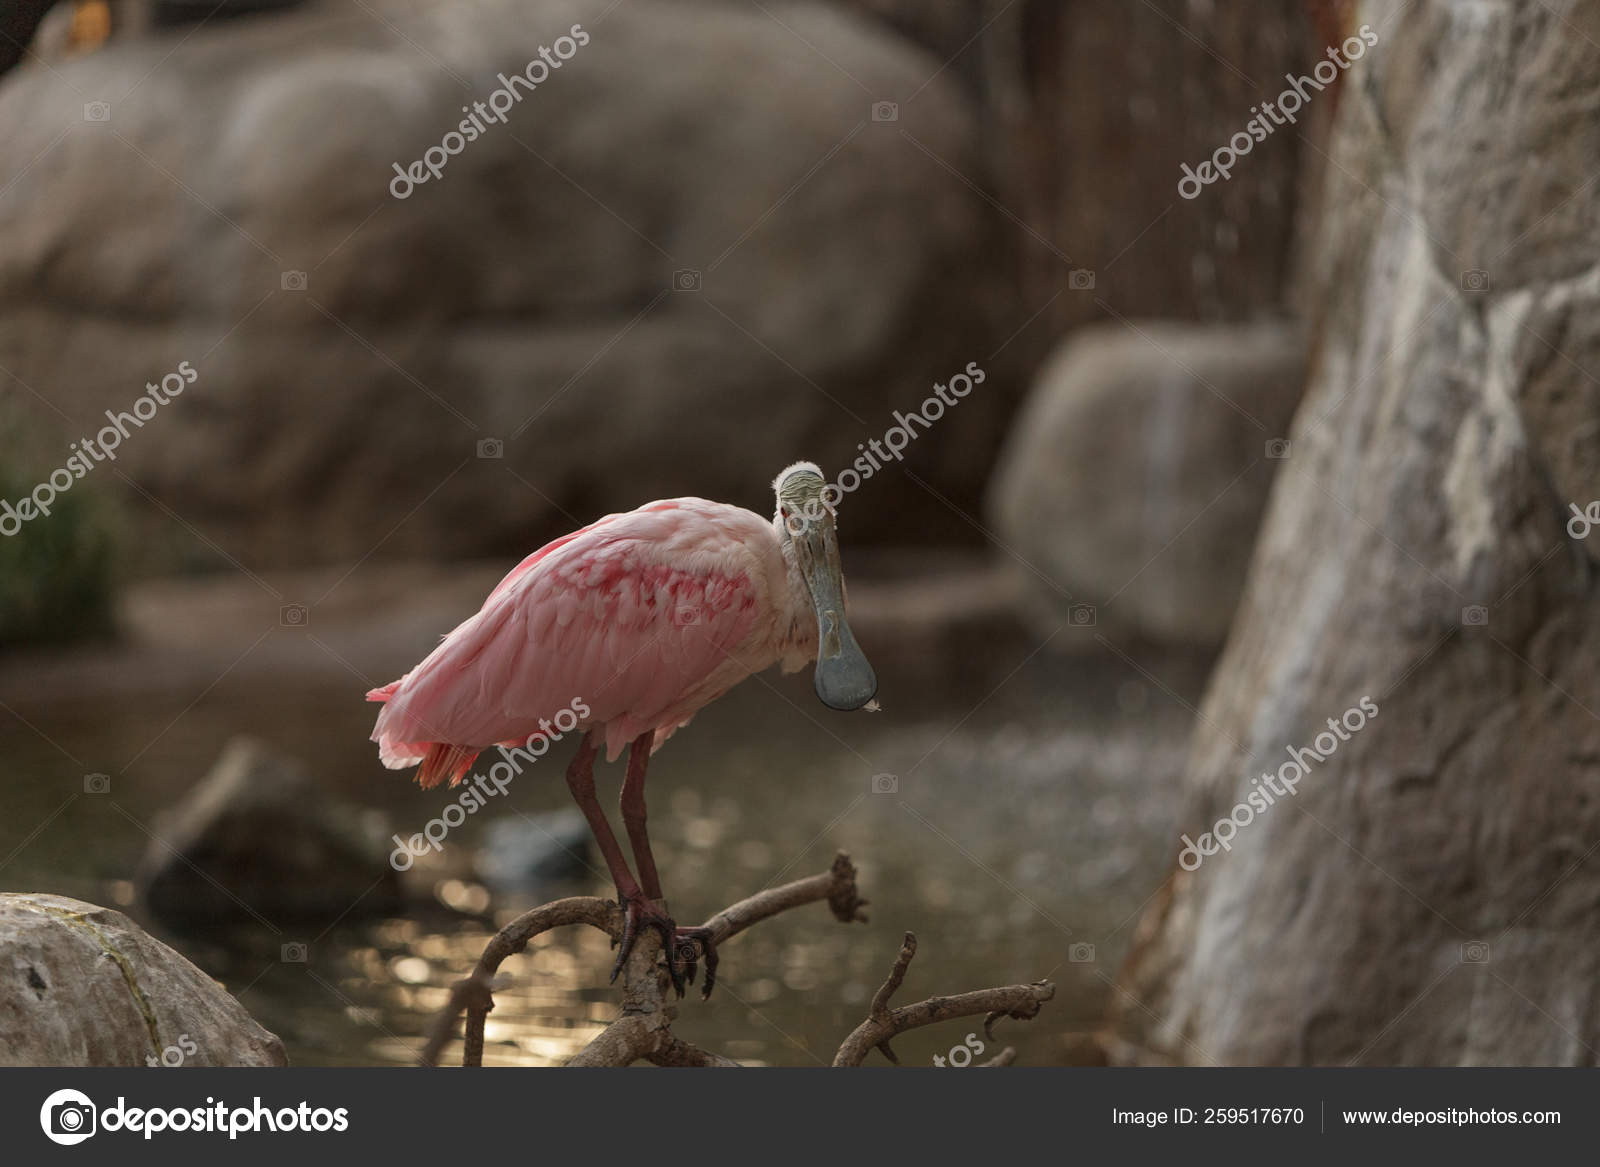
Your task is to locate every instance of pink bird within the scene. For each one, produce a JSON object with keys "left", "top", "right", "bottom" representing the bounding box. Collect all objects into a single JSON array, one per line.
[{"left": 367, "top": 462, "right": 876, "bottom": 995}]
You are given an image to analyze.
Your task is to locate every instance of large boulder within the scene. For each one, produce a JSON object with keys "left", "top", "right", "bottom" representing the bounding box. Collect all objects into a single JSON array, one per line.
[
  {"left": 989, "top": 320, "right": 1306, "bottom": 649},
  {"left": 138, "top": 737, "right": 402, "bottom": 928},
  {"left": 1113, "top": 0, "right": 1600, "bottom": 1064},
  {"left": 0, "top": 0, "right": 1015, "bottom": 568},
  {"left": 0, "top": 893, "right": 285, "bottom": 1065}
]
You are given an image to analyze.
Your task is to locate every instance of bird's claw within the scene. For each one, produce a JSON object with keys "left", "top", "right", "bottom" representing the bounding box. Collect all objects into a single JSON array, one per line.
[
  {"left": 671, "top": 926, "right": 720, "bottom": 1001},
  {"left": 610, "top": 898, "right": 720, "bottom": 1001},
  {"left": 611, "top": 894, "right": 679, "bottom": 993}
]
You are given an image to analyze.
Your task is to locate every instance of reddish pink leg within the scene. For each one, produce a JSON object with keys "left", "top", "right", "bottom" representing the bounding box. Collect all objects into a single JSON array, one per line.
[
  {"left": 562, "top": 734, "right": 674, "bottom": 986},
  {"left": 619, "top": 729, "right": 718, "bottom": 999},
  {"left": 565, "top": 733, "right": 641, "bottom": 901},
  {"left": 619, "top": 730, "right": 664, "bottom": 901}
]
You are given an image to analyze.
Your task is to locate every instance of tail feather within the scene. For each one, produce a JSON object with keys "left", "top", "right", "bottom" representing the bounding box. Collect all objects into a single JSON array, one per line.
[
  {"left": 415, "top": 742, "right": 480, "bottom": 789},
  {"left": 367, "top": 675, "right": 477, "bottom": 788}
]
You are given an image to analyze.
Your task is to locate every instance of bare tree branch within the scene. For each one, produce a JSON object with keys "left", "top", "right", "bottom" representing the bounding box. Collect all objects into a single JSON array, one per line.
[
  {"left": 646, "top": 1032, "right": 742, "bottom": 1068},
  {"left": 697, "top": 850, "right": 870, "bottom": 946},
  {"left": 419, "top": 855, "right": 1051, "bottom": 1068},
  {"left": 421, "top": 853, "right": 867, "bottom": 1066},
  {"left": 566, "top": 1011, "right": 667, "bottom": 1067},
  {"left": 870, "top": 931, "right": 918, "bottom": 1019},
  {"left": 418, "top": 896, "right": 618, "bottom": 1066},
  {"left": 832, "top": 930, "right": 1056, "bottom": 1066}
]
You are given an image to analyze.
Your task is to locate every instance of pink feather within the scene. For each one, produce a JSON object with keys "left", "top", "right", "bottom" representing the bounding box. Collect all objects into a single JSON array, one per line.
[{"left": 368, "top": 497, "right": 811, "bottom": 786}]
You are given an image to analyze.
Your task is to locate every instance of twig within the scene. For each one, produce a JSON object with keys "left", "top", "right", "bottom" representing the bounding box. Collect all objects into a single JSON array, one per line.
[
  {"left": 870, "top": 932, "right": 917, "bottom": 1019},
  {"left": 832, "top": 931, "right": 1055, "bottom": 1066},
  {"left": 697, "top": 850, "right": 869, "bottom": 946}
]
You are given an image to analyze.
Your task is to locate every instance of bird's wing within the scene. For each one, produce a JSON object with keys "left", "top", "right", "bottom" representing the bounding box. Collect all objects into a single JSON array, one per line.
[{"left": 371, "top": 502, "right": 772, "bottom": 763}]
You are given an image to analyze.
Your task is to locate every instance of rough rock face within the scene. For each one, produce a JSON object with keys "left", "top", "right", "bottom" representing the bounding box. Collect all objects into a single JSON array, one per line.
[
  {"left": 988, "top": 320, "right": 1305, "bottom": 649},
  {"left": 833, "top": 0, "right": 1316, "bottom": 337},
  {"left": 0, "top": 893, "right": 285, "bottom": 1066},
  {"left": 1113, "top": 0, "right": 1600, "bottom": 1064},
  {"left": 0, "top": 0, "right": 1014, "bottom": 566},
  {"left": 139, "top": 737, "right": 402, "bottom": 928}
]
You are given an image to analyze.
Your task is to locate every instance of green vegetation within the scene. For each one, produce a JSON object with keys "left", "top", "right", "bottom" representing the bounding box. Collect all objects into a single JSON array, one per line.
[{"left": 0, "top": 465, "right": 117, "bottom": 647}]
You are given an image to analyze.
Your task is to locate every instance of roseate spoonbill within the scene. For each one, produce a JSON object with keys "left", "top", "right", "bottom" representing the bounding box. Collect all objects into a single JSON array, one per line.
[{"left": 367, "top": 462, "right": 876, "bottom": 996}]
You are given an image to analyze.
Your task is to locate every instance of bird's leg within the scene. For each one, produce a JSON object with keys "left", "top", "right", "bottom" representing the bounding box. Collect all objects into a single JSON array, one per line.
[
  {"left": 619, "top": 730, "right": 688, "bottom": 996},
  {"left": 620, "top": 730, "right": 719, "bottom": 1000},
  {"left": 620, "top": 730, "right": 665, "bottom": 901},
  {"left": 563, "top": 733, "right": 673, "bottom": 986}
]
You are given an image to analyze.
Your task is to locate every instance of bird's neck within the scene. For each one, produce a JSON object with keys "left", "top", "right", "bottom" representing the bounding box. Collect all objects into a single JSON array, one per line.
[{"left": 772, "top": 514, "right": 819, "bottom": 668}]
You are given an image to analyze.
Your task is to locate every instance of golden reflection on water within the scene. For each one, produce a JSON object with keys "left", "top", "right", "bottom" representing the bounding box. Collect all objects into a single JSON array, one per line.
[{"left": 349, "top": 907, "right": 628, "bottom": 1066}]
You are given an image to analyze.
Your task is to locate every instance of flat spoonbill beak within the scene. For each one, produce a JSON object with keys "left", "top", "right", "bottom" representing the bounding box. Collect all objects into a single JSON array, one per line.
[{"left": 793, "top": 509, "right": 877, "bottom": 711}]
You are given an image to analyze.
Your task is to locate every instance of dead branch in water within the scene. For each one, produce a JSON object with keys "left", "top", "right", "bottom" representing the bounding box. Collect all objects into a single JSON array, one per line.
[
  {"left": 831, "top": 932, "right": 1056, "bottom": 1067},
  {"left": 418, "top": 852, "right": 1053, "bottom": 1067}
]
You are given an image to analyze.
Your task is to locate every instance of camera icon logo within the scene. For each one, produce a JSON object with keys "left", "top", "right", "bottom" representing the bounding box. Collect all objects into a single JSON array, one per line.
[
  {"left": 280, "top": 270, "right": 308, "bottom": 292},
  {"left": 871, "top": 772, "right": 899, "bottom": 794},
  {"left": 281, "top": 941, "right": 309, "bottom": 962},
  {"left": 1461, "top": 605, "right": 1489, "bottom": 627},
  {"left": 279, "top": 603, "right": 308, "bottom": 628},
  {"left": 1460, "top": 940, "right": 1491, "bottom": 964},
  {"left": 83, "top": 101, "right": 111, "bottom": 122},
  {"left": 476, "top": 437, "right": 504, "bottom": 460},
  {"left": 1068, "top": 602, "right": 1096, "bottom": 627},
  {"left": 871, "top": 101, "right": 899, "bottom": 122},
  {"left": 1069, "top": 942, "right": 1096, "bottom": 963},
  {"left": 672, "top": 269, "right": 702, "bottom": 292},
  {"left": 1265, "top": 438, "right": 1292, "bottom": 459},
  {"left": 40, "top": 1088, "right": 97, "bottom": 1145},
  {"left": 1068, "top": 268, "right": 1095, "bottom": 291},
  {"left": 83, "top": 773, "right": 111, "bottom": 794},
  {"left": 1461, "top": 269, "right": 1491, "bottom": 292},
  {"left": 672, "top": 605, "right": 701, "bottom": 627}
]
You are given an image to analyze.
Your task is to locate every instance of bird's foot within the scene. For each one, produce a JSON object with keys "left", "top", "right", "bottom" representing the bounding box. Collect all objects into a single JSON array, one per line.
[
  {"left": 611, "top": 894, "right": 686, "bottom": 997},
  {"left": 670, "top": 926, "right": 720, "bottom": 1001}
]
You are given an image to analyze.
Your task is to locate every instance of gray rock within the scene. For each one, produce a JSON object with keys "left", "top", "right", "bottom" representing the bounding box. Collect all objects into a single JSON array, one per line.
[
  {"left": 0, "top": 893, "right": 285, "bottom": 1065},
  {"left": 474, "top": 808, "right": 592, "bottom": 896},
  {"left": 0, "top": 0, "right": 1015, "bottom": 567},
  {"left": 988, "top": 319, "right": 1306, "bottom": 649},
  {"left": 138, "top": 737, "right": 402, "bottom": 928},
  {"left": 1114, "top": 1, "right": 1600, "bottom": 1064}
]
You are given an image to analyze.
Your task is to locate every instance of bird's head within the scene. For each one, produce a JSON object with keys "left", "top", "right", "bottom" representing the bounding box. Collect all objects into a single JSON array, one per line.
[{"left": 773, "top": 461, "right": 878, "bottom": 712}]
